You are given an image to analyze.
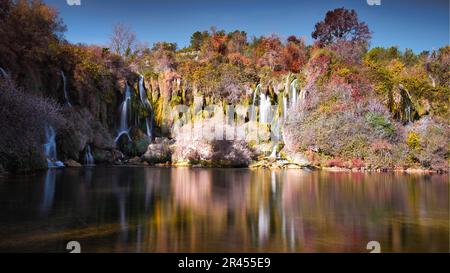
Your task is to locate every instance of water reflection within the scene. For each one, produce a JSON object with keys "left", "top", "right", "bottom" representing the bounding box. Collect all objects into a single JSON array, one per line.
[
  {"left": 40, "top": 170, "right": 56, "bottom": 215},
  {"left": 0, "top": 167, "right": 448, "bottom": 253}
]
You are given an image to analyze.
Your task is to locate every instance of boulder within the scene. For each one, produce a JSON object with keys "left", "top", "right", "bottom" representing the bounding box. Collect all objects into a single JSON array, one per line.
[
  {"left": 142, "top": 137, "right": 173, "bottom": 164},
  {"left": 126, "top": 156, "right": 149, "bottom": 166},
  {"left": 171, "top": 119, "right": 255, "bottom": 167},
  {"left": 93, "top": 149, "right": 124, "bottom": 164},
  {"left": 286, "top": 152, "right": 310, "bottom": 166},
  {"left": 64, "top": 159, "right": 82, "bottom": 167}
]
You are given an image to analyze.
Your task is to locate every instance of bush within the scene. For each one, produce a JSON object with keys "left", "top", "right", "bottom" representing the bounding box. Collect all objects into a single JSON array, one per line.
[
  {"left": 0, "top": 79, "right": 65, "bottom": 172},
  {"left": 283, "top": 76, "right": 401, "bottom": 169},
  {"left": 365, "top": 112, "right": 396, "bottom": 139},
  {"left": 406, "top": 117, "right": 448, "bottom": 170}
]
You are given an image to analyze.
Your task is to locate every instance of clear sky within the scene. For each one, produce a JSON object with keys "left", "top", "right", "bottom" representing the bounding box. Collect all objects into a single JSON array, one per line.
[{"left": 44, "top": 0, "right": 449, "bottom": 52}]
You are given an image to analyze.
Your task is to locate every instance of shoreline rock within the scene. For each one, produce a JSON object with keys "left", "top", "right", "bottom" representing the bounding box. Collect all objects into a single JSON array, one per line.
[{"left": 64, "top": 159, "right": 82, "bottom": 167}]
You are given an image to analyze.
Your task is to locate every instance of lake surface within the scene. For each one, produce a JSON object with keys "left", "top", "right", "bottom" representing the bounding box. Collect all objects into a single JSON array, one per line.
[{"left": 0, "top": 167, "right": 448, "bottom": 253}]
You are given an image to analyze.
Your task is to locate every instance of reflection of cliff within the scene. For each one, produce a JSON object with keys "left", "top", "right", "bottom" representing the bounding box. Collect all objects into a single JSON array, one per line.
[
  {"left": 1, "top": 168, "right": 446, "bottom": 252},
  {"left": 171, "top": 168, "right": 213, "bottom": 212},
  {"left": 133, "top": 169, "right": 448, "bottom": 252}
]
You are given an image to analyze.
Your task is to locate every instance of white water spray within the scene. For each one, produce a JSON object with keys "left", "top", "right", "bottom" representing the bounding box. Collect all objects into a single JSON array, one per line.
[
  {"left": 290, "top": 79, "right": 298, "bottom": 109},
  {"left": 44, "top": 126, "right": 64, "bottom": 168},
  {"left": 270, "top": 144, "right": 278, "bottom": 158},
  {"left": 138, "top": 75, "right": 153, "bottom": 141},
  {"left": 145, "top": 117, "right": 152, "bottom": 141},
  {"left": 282, "top": 95, "right": 288, "bottom": 119},
  {"left": 138, "top": 75, "right": 152, "bottom": 109},
  {"left": 259, "top": 92, "right": 271, "bottom": 123},
  {"left": 250, "top": 84, "right": 261, "bottom": 121},
  {"left": 115, "top": 83, "right": 132, "bottom": 144},
  {"left": 84, "top": 144, "right": 95, "bottom": 166},
  {"left": 0, "top": 67, "right": 8, "bottom": 78},
  {"left": 60, "top": 71, "right": 72, "bottom": 106}
]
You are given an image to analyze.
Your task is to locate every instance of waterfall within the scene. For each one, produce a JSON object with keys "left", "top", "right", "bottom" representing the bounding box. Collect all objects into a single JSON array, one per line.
[
  {"left": 59, "top": 71, "right": 72, "bottom": 106},
  {"left": 138, "top": 75, "right": 151, "bottom": 109},
  {"left": 145, "top": 117, "right": 152, "bottom": 141},
  {"left": 115, "top": 83, "right": 132, "bottom": 144},
  {"left": 270, "top": 144, "right": 278, "bottom": 158},
  {"left": 290, "top": 79, "right": 298, "bottom": 108},
  {"left": 138, "top": 75, "right": 153, "bottom": 141},
  {"left": 282, "top": 95, "right": 288, "bottom": 119},
  {"left": 249, "top": 84, "right": 260, "bottom": 121},
  {"left": 84, "top": 144, "right": 95, "bottom": 166},
  {"left": 0, "top": 67, "right": 8, "bottom": 78},
  {"left": 44, "top": 126, "right": 64, "bottom": 168},
  {"left": 259, "top": 92, "right": 271, "bottom": 123}
]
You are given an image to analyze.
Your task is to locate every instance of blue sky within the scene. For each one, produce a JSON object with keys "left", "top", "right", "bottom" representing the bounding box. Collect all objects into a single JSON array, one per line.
[{"left": 44, "top": 0, "right": 449, "bottom": 52}]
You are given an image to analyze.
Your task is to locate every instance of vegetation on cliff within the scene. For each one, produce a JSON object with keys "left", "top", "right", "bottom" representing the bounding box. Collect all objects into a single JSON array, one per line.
[{"left": 0, "top": 0, "right": 448, "bottom": 172}]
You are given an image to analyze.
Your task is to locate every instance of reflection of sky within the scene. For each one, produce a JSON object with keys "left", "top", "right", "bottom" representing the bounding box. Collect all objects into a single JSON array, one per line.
[{"left": 43, "top": 0, "right": 449, "bottom": 52}]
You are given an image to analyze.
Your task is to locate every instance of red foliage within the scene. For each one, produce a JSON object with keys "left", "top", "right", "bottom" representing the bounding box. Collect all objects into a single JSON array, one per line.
[
  {"left": 255, "top": 35, "right": 283, "bottom": 70},
  {"left": 281, "top": 40, "right": 308, "bottom": 73},
  {"left": 351, "top": 158, "right": 364, "bottom": 168},
  {"left": 327, "top": 158, "right": 345, "bottom": 167},
  {"left": 312, "top": 8, "right": 371, "bottom": 45},
  {"left": 228, "top": 52, "right": 251, "bottom": 66}
]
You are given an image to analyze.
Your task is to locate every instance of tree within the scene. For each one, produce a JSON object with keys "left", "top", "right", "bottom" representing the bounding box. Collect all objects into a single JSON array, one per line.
[
  {"left": 312, "top": 8, "right": 371, "bottom": 45},
  {"left": 0, "top": 0, "right": 66, "bottom": 66},
  {"left": 151, "top": 42, "right": 177, "bottom": 72},
  {"left": 190, "top": 31, "right": 209, "bottom": 51},
  {"left": 109, "top": 23, "right": 137, "bottom": 57}
]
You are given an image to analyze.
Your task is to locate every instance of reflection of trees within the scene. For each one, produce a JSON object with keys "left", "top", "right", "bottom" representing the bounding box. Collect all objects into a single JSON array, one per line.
[
  {"left": 134, "top": 169, "right": 448, "bottom": 252},
  {"left": 1, "top": 168, "right": 446, "bottom": 252}
]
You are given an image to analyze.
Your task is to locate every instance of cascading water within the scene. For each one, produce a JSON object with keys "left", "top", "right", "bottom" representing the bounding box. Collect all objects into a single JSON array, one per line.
[
  {"left": 282, "top": 95, "right": 288, "bottom": 119},
  {"left": 290, "top": 79, "right": 298, "bottom": 108},
  {"left": 138, "top": 75, "right": 151, "bottom": 109},
  {"left": 270, "top": 144, "right": 278, "bottom": 158},
  {"left": 145, "top": 117, "right": 152, "bottom": 141},
  {"left": 0, "top": 67, "right": 8, "bottom": 78},
  {"left": 59, "top": 71, "right": 72, "bottom": 106},
  {"left": 84, "top": 144, "right": 95, "bottom": 166},
  {"left": 250, "top": 84, "right": 260, "bottom": 121},
  {"left": 44, "top": 126, "right": 64, "bottom": 168},
  {"left": 115, "top": 83, "right": 132, "bottom": 143},
  {"left": 138, "top": 75, "right": 153, "bottom": 141},
  {"left": 259, "top": 92, "right": 271, "bottom": 123}
]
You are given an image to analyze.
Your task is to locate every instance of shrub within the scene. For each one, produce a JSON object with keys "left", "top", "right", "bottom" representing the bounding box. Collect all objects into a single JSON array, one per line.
[
  {"left": 406, "top": 132, "right": 420, "bottom": 150},
  {"left": 365, "top": 112, "right": 396, "bottom": 139},
  {"left": 0, "top": 79, "right": 65, "bottom": 172},
  {"left": 406, "top": 117, "right": 448, "bottom": 170}
]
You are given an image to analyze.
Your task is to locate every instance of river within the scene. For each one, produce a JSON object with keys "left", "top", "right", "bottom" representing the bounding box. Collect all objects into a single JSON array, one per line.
[{"left": 0, "top": 167, "right": 448, "bottom": 252}]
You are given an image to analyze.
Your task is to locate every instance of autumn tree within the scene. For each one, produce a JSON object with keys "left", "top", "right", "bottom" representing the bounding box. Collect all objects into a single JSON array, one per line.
[
  {"left": 109, "top": 23, "right": 137, "bottom": 57},
  {"left": 312, "top": 8, "right": 371, "bottom": 46},
  {"left": 281, "top": 35, "right": 308, "bottom": 72},
  {"left": 254, "top": 35, "right": 283, "bottom": 71},
  {"left": 0, "top": 0, "right": 66, "bottom": 68},
  {"left": 151, "top": 42, "right": 177, "bottom": 72}
]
